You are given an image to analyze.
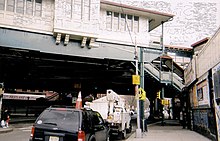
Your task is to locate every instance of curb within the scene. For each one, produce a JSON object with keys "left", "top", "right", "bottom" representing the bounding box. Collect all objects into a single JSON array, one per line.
[{"left": 0, "top": 127, "right": 13, "bottom": 134}]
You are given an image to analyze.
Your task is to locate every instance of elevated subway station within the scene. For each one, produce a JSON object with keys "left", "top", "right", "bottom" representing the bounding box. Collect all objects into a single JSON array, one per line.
[
  {"left": 0, "top": 35, "right": 188, "bottom": 120},
  {"left": 0, "top": 0, "right": 189, "bottom": 121}
]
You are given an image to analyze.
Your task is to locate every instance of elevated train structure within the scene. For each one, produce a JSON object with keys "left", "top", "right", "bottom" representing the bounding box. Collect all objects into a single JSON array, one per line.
[{"left": 0, "top": 0, "right": 188, "bottom": 125}]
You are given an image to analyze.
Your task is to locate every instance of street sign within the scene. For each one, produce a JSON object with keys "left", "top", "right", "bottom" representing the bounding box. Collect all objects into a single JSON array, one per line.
[
  {"left": 132, "top": 75, "right": 140, "bottom": 85},
  {"left": 156, "top": 91, "right": 161, "bottom": 99},
  {"left": 138, "top": 88, "right": 146, "bottom": 101},
  {"left": 161, "top": 99, "right": 169, "bottom": 105}
]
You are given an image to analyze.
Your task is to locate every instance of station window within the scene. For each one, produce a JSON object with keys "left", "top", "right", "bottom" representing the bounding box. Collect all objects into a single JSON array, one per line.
[
  {"left": 35, "top": 0, "right": 42, "bottom": 16},
  {"left": 113, "top": 12, "right": 119, "bottom": 31},
  {"left": 16, "top": 0, "right": 24, "bottom": 14},
  {"left": 106, "top": 11, "right": 112, "bottom": 16},
  {"left": 127, "top": 14, "right": 133, "bottom": 32},
  {"left": 0, "top": 0, "right": 42, "bottom": 17},
  {"left": 134, "top": 16, "right": 139, "bottom": 33},
  {"left": 120, "top": 13, "right": 126, "bottom": 31},
  {"left": 26, "top": 0, "right": 33, "bottom": 15},
  {"left": 106, "top": 11, "right": 139, "bottom": 33},
  {"left": 0, "top": 0, "right": 5, "bottom": 10},
  {"left": 106, "top": 11, "right": 112, "bottom": 30},
  {"left": 84, "top": 0, "right": 90, "bottom": 20},
  {"left": 7, "top": 0, "right": 15, "bottom": 12}
]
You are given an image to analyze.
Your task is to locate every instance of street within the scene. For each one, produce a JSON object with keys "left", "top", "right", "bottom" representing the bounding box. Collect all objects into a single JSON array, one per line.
[
  {"left": 0, "top": 121, "right": 136, "bottom": 141},
  {"left": 0, "top": 123, "right": 33, "bottom": 141}
]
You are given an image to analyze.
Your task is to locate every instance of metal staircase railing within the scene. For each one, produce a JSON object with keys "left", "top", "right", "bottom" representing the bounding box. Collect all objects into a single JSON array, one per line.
[{"left": 144, "top": 62, "right": 184, "bottom": 91}]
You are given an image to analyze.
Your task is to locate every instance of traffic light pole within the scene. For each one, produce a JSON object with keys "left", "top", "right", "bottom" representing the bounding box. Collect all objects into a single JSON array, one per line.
[{"left": 161, "top": 87, "right": 165, "bottom": 126}]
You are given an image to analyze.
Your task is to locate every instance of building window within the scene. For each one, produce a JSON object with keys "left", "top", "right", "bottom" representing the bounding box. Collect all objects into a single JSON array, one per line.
[
  {"left": 26, "top": 0, "right": 33, "bottom": 15},
  {"left": 106, "top": 11, "right": 112, "bottom": 30},
  {"left": 113, "top": 12, "right": 119, "bottom": 31},
  {"left": 74, "top": 0, "right": 82, "bottom": 20},
  {"left": 134, "top": 16, "right": 139, "bottom": 33},
  {"left": 0, "top": 0, "right": 42, "bottom": 17},
  {"left": 16, "top": 0, "right": 24, "bottom": 14},
  {"left": 35, "top": 0, "right": 42, "bottom": 16},
  {"left": 7, "top": 0, "right": 15, "bottom": 12},
  {"left": 120, "top": 13, "right": 126, "bottom": 31},
  {"left": 0, "top": 0, "right": 5, "bottom": 10},
  {"left": 84, "top": 0, "right": 90, "bottom": 21},
  {"left": 127, "top": 14, "right": 133, "bottom": 32},
  {"left": 106, "top": 11, "right": 139, "bottom": 33}
]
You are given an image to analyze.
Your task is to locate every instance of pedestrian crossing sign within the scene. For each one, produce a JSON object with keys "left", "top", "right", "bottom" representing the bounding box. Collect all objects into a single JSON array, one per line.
[{"left": 138, "top": 88, "right": 146, "bottom": 101}]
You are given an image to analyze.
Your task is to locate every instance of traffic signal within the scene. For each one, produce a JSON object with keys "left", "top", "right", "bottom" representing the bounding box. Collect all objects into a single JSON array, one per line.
[{"left": 156, "top": 91, "right": 160, "bottom": 99}]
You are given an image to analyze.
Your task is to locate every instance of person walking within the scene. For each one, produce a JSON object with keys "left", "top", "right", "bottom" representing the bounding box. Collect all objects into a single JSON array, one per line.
[{"left": 3, "top": 108, "right": 10, "bottom": 128}]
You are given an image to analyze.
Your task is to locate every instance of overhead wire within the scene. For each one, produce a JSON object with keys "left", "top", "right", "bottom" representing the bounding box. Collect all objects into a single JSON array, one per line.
[{"left": 119, "top": 0, "right": 135, "bottom": 46}]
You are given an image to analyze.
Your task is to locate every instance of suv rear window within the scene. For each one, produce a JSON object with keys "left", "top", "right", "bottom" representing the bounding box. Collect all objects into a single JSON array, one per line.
[{"left": 37, "top": 109, "right": 80, "bottom": 131}]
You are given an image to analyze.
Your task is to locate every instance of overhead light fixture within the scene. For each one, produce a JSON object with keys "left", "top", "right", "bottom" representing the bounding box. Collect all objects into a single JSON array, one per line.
[
  {"left": 88, "top": 38, "right": 99, "bottom": 49},
  {"left": 56, "top": 33, "right": 62, "bottom": 45},
  {"left": 64, "top": 34, "right": 70, "bottom": 46},
  {"left": 81, "top": 37, "right": 87, "bottom": 48}
]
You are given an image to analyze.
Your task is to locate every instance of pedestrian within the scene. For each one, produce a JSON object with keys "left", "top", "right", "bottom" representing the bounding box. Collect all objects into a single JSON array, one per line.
[{"left": 3, "top": 108, "right": 10, "bottom": 128}]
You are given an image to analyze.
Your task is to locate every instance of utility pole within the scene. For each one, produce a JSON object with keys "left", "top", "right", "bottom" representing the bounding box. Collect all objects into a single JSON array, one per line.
[
  {"left": 0, "top": 83, "right": 4, "bottom": 120},
  {"left": 160, "top": 21, "right": 165, "bottom": 126},
  {"left": 134, "top": 37, "right": 142, "bottom": 138},
  {"left": 140, "top": 47, "right": 145, "bottom": 131}
]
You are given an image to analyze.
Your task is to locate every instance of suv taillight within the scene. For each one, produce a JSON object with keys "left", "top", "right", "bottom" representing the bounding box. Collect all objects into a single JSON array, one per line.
[
  {"left": 78, "top": 130, "right": 85, "bottom": 141},
  {"left": 30, "top": 126, "right": 35, "bottom": 137}
]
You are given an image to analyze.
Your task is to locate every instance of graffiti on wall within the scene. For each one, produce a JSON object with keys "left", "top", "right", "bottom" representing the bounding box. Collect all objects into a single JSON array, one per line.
[{"left": 112, "top": 0, "right": 219, "bottom": 46}]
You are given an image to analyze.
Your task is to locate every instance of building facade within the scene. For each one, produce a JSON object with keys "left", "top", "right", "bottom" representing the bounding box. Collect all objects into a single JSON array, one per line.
[
  {"left": 0, "top": 0, "right": 173, "bottom": 49},
  {"left": 184, "top": 26, "right": 220, "bottom": 140}
]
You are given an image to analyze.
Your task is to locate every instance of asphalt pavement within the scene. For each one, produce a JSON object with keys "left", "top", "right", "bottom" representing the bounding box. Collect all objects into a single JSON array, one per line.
[{"left": 0, "top": 119, "right": 212, "bottom": 141}]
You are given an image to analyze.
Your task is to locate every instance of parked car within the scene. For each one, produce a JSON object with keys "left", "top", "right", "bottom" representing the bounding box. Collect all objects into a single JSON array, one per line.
[{"left": 29, "top": 106, "right": 110, "bottom": 141}]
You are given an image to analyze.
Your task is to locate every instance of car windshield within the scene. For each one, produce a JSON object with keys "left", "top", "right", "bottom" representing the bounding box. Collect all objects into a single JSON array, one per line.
[{"left": 37, "top": 109, "right": 80, "bottom": 131}]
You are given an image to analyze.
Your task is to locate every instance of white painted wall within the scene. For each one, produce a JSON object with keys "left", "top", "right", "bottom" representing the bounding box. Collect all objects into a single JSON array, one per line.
[
  {"left": 184, "top": 27, "right": 220, "bottom": 84},
  {"left": 98, "top": 8, "right": 150, "bottom": 47},
  {"left": 54, "top": 0, "right": 100, "bottom": 38},
  {"left": 197, "top": 27, "right": 220, "bottom": 78}
]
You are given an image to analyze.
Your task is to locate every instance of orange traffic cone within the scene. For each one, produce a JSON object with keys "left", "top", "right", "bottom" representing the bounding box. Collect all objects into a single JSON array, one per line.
[{"left": 75, "top": 91, "right": 82, "bottom": 109}]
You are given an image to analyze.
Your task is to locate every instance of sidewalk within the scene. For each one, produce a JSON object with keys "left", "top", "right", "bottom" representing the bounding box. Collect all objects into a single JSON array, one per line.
[
  {"left": 0, "top": 127, "right": 13, "bottom": 134},
  {"left": 0, "top": 116, "right": 36, "bottom": 134},
  {"left": 126, "top": 120, "right": 211, "bottom": 141}
]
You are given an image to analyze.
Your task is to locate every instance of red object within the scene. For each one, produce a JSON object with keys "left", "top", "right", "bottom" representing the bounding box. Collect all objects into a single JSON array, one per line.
[
  {"left": 75, "top": 91, "right": 82, "bottom": 109},
  {"left": 30, "top": 126, "right": 35, "bottom": 138},
  {"left": 77, "top": 130, "right": 85, "bottom": 141}
]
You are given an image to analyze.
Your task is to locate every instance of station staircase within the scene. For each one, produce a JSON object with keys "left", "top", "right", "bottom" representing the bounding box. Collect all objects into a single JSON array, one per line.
[{"left": 144, "top": 62, "right": 184, "bottom": 91}]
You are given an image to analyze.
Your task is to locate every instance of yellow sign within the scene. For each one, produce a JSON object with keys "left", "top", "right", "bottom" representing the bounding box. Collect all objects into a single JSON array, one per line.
[
  {"left": 161, "top": 100, "right": 165, "bottom": 105},
  {"left": 156, "top": 91, "right": 161, "bottom": 99},
  {"left": 138, "top": 88, "right": 146, "bottom": 101},
  {"left": 161, "top": 99, "right": 169, "bottom": 105},
  {"left": 132, "top": 75, "right": 140, "bottom": 85}
]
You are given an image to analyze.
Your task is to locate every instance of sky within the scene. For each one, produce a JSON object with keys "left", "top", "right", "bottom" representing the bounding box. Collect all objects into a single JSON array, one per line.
[{"left": 113, "top": 0, "right": 220, "bottom": 47}]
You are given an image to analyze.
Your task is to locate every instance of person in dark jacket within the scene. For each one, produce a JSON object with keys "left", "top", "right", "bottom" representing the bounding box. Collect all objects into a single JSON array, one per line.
[{"left": 3, "top": 109, "right": 10, "bottom": 128}]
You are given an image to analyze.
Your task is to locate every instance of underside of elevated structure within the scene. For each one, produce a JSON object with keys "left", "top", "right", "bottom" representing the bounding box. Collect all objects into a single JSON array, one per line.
[{"left": 0, "top": 27, "right": 185, "bottom": 98}]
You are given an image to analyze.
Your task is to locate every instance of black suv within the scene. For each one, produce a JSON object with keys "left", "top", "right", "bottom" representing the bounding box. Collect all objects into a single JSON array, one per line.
[{"left": 29, "top": 106, "right": 109, "bottom": 141}]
